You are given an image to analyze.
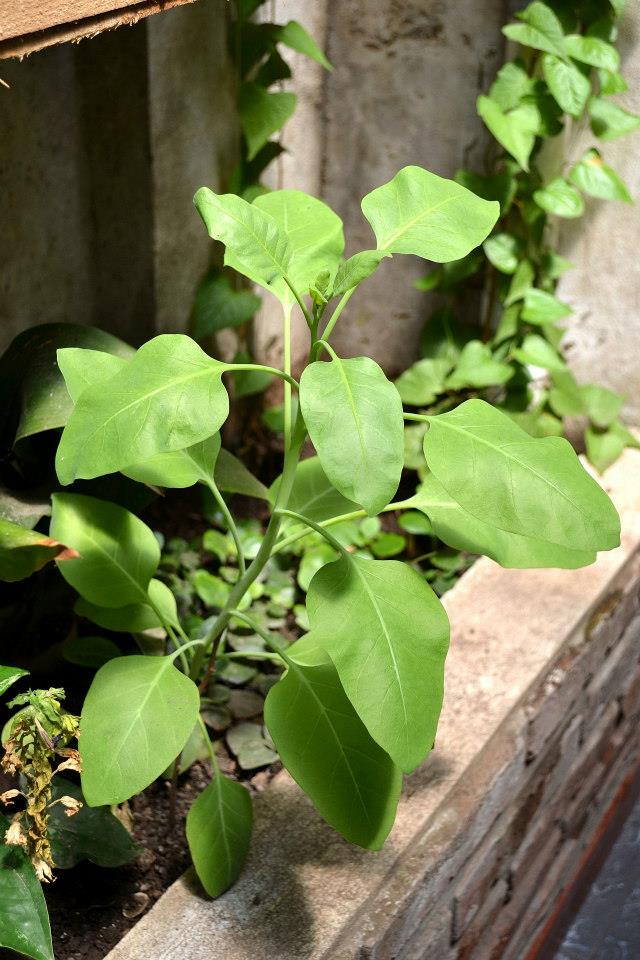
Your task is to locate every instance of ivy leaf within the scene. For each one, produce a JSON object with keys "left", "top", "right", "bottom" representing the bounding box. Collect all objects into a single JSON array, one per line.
[
  {"left": 423, "top": 398, "right": 620, "bottom": 554},
  {"left": 56, "top": 335, "right": 228, "bottom": 485},
  {"left": 445, "top": 341, "right": 513, "bottom": 390},
  {"left": 589, "top": 97, "right": 640, "bottom": 140},
  {"left": 505, "top": 259, "right": 535, "bottom": 306},
  {"left": 564, "top": 34, "right": 620, "bottom": 71},
  {"left": 238, "top": 82, "right": 297, "bottom": 161},
  {"left": 361, "top": 165, "right": 499, "bottom": 262},
  {"left": 0, "top": 665, "right": 28, "bottom": 698},
  {"left": 270, "top": 456, "right": 358, "bottom": 524},
  {"left": 75, "top": 577, "right": 179, "bottom": 634},
  {"left": 275, "top": 20, "right": 332, "bottom": 70},
  {"left": 521, "top": 288, "right": 573, "bottom": 325},
  {"left": 48, "top": 778, "right": 139, "bottom": 869},
  {"left": 186, "top": 771, "right": 253, "bottom": 898},
  {"left": 549, "top": 370, "right": 587, "bottom": 417},
  {"left": 483, "top": 232, "right": 522, "bottom": 273},
  {"left": 477, "top": 96, "right": 537, "bottom": 171},
  {"left": 265, "top": 641, "right": 401, "bottom": 848},
  {"left": 50, "top": 494, "right": 159, "bottom": 608},
  {"left": 307, "top": 555, "right": 449, "bottom": 772},
  {"left": 0, "top": 519, "right": 70, "bottom": 583},
  {"left": 394, "top": 358, "right": 451, "bottom": 406},
  {"left": 191, "top": 271, "right": 261, "bottom": 338},
  {"left": 581, "top": 384, "right": 624, "bottom": 428},
  {"left": 488, "top": 59, "right": 533, "bottom": 110},
  {"left": 513, "top": 333, "right": 567, "bottom": 372},
  {"left": 214, "top": 448, "right": 270, "bottom": 501},
  {"left": 80, "top": 656, "right": 200, "bottom": 805},
  {"left": 194, "top": 188, "right": 292, "bottom": 289},
  {"left": 533, "top": 178, "right": 585, "bottom": 218},
  {"left": 0, "top": 814, "right": 53, "bottom": 960},
  {"left": 569, "top": 149, "right": 631, "bottom": 202},
  {"left": 599, "top": 68, "right": 628, "bottom": 95},
  {"left": 407, "top": 473, "right": 595, "bottom": 569},
  {"left": 586, "top": 423, "right": 627, "bottom": 473},
  {"left": 502, "top": 2, "right": 567, "bottom": 58},
  {"left": 542, "top": 54, "right": 591, "bottom": 117},
  {"left": 332, "top": 250, "right": 389, "bottom": 297},
  {"left": 300, "top": 356, "right": 404, "bottom": 515}
]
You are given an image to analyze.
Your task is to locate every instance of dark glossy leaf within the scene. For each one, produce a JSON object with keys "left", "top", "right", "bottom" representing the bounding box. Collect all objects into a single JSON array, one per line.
[
  {"left": 0, "top": 814, "right": 53, "bottom": 960},
  {"left": 239, "top": 82, "right": 297, "bottom": 160},
  {"left": 214, "top": 448, "right": 270, "bottom": 500},
  {"left": 63, "top": 635, "right": 122, "bottom": 669},
  {"left": 0, "top": 665, "right": 29, "bottom": 698},
  {"left": 49, "top": 778, "right": 139, "bottom": 869},
  {"left": 191, "top": 271, "right": 261, "bottom": 338}
]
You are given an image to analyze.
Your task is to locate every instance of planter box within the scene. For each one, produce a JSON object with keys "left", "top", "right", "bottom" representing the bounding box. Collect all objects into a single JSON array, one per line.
[{"left": 106, "top": 447, "right": 640, "bottom": 960}]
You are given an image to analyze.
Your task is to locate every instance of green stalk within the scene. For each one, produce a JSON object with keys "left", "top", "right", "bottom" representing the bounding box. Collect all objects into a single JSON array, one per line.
[{"left": 203, "top": 475, "right": 246, "bottom": 576}]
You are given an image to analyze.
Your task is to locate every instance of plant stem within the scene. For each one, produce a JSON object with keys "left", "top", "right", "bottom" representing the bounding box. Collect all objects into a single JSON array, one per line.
[
  {"left": 203, "top": 476, "right": 246, "bottom": 576},
  {"left": 320, "top": 288, "right": 356, "bottom": 345},
  {"left": 226, "top": 363, "right": 299, "bottom": 391},
  {"left": 274, "top": 509, "right": 349, "bottom": 554},
  {"left": 225, "top": 650, "right": 283, "bottom": 663},
  {"left": 272, "top": 500, "right": 408, "bottom": 554},
  {"left": 197, "top": 714, "right": 220, "bottom": 774},
  {"left": 283, "top": 302, "right": 293, "bottom": 451},
  {"left": 227, "top": 609, "right": 287, "bottom": 660},
  {"left": 403, "top": 411, "right": 430, "bottom": 423},
  {"left": 283, "top": 277, "right": 313, "bottom": 328}
]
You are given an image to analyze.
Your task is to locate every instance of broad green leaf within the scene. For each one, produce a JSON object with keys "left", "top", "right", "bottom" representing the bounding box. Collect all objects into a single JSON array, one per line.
[
  {"left": 332, "top": 250, "right": 388, "bottom": 297},
  {"left": 0, "top": 814, "right": 53, "bottom": 960},
  {"left": 75, "top": 577, "right": 178, "bottom": 633},
  {"left": 522, "top": 288, "right": 573, "bottom": 324},
  {"left": 270, "top": 455, "right": 358, "bottom": 524},
  {"left": 265, "top": 641, "right": 401, "bottom": 848},
  {"left": 513, "top": 333, "right": 567, "bottom": 371},
  {"left": 0, "top": 322, "right": 133, "bottom": 450},
  {"left": 502, "top": 3, "right": 566, "bottom": 58},
  {"left": 445, "top": 341, "right": 513, "bottom": 390},
  {"left": 186, "top": 771, "right": 253, "bottom": 898},
  {"left": 542, "top": 54, "right": 591, "bottom": 117},
  {"left": 191, "top": 271, "right": 261, "bottom": 338},
  {"left": 570, "top": 149, "right": 631, "bottom": 202},
  {"left": 589, "top": 97, "right": 640, "bottom": 140},
  {"left": 123, "top": 436, "right": 221, "bottom": 490},
  {"left": 297, "top": 543, "right": 338, "bottom": 591},
  {"left": 300, "top": 356, "right": 404, "bottom": 515},
  {"left": 195, "top": 188, "right": 292, "bottom": 289},
  {"left": 56, "top": 335, "right": 228, "bottom": 485},
  {"left": 80, "top": 655, "right": 200, "bottom": 805},
  {"left": 394, "top": 358, "right": 451, "bottom": 407},
  {"left": 564, "top": 34, "right": 619, "bottom": 71},
  {"left": 581, "top": 384, "right": 624, "bottom": 428},
  {"left": 50, "top": 494, "right": 159, "bottom": 608},
  {"left": 276, "top": 20, "right": 332, "bottom": 70},
  {"left": 407, "top": 473, "right": 595, "bottom": 569},
  {"left": 307, "top": 554, "right": 449, "bottom": 772},
  {"left": 477, "top": 96, "right": 537, "bottom": 171},
  {"left": 505, "top": 259, "right": 535, "bottom": 306},
  {"left": 483, "top": 232, "right": 522, "bottom": 273},
  {"left": 238, "top": 82, "right": 296, "bottom": 160},
  {"left": 549, "top": 370, "right": 586, "bottom": 417},
  {"left": 533, "top": 178, "right": 585, "bottom": 218},
  {"left": 214, "top": 448, "right": 270, "bottom": 500},
  {"left": 361, "top": 165, "right": 499, "bottom": 262},
  {"left": 585, "top": 424, "right": 626, "bottom": 473},
  {"left": 49, "top": 778, "right": 139, "bottom": 869},
  {"left": 57, "top": 348, "right": 127, "bottom": 402},
  {"left": 0, "top": 665, "right": 28, "bottom": 697},
  {"left": 489, "top": 59, "right": 533, "bottom": 110},
  {"left": 423, "top": 399, "right": 620, "bottom": 553},
  {"left": 0, "top": 518, "right": 69, "bottom": 582},
  {"left": 63, "top": 635, "right": 122, "bottom": 669}
]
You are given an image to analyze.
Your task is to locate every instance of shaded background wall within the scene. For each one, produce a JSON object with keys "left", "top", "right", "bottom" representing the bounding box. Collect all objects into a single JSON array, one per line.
[{"left": 1, "top": 0, "right": 639, "bottom": 418}]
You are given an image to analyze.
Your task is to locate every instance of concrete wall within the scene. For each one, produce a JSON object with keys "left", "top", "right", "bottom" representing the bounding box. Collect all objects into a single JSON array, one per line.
[{"left": 557, "top": 4, "right": 640, "bottom": 424}]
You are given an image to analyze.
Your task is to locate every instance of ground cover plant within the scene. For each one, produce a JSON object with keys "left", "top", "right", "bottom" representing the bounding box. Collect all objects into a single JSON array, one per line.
[
  {"left": 400, "top": 0, "right": 639, "bottom": 479},
  {"left": 0, "top": 160, "right": 621, "bottom": 960}
]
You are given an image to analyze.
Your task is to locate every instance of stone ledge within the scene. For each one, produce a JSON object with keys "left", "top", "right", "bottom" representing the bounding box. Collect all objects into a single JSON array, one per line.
[{"left": 105, "top": 446, "right": 640, "bottom": 960}]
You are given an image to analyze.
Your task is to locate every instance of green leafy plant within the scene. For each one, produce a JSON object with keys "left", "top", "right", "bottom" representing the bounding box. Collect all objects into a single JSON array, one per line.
[
  {"left": 0, "top": 162, "right": 621, "bottom": 956},
  {"left": 403, "top": 0, "right": 638, "bottom": 475}
]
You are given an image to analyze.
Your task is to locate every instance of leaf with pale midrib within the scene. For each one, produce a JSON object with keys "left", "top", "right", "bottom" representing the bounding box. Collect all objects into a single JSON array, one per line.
[{"left": 187, "top": 771, "right": 253, "bottom": 898}]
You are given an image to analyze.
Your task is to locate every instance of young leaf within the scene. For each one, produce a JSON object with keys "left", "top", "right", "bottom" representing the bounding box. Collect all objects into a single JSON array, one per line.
[
  {"left": 80, "top": 656, "right": 200, "bottom": 805},
  {"left": 585, "top": 424, "right": 627, "bottom": 473},
  {"left": 275, "top": 20, "right": 332, "bottom": 70},
  {"left": 569, "top": 149, "right": 631, "bottom": 202},
  {"left": 521, "top": 288, "right": 573, "bottom": 324},
  {"left": 581, "top": 384, "right": 624, "bottom": 428},
  {"left": 445, "top": 341, "right": 513, "bottom": 390},
  {"left": 0, "top": 518, "right": 69, "bottom": 583},
  {"left": 194, "top": 189, "right": 292, "bottom": 289},
  {"left": 489, "top": 59, "right": 533, "bottom": 110},
  {"left": 394, "top": 358, "right": 451, "bottom": 407},
  {"left": 332, "top": 250, "right": 388, "bottom": 297},
  {"left": 502, "top": 3, "right": 566, "bottom": 58},
  {"left": 589, "top": 97, "right": 640, "bottom": 140},
  {"left": 264, "top": 641, "right": 402, "bottom": 848},
  {"left": 56, "top": 335, "right": 229, "bottom": 485},
  {"left": 214, "top": 448, "right": 270, "bottom": 500},
  {"left": 564, "top": 34, "right": 620, "bottom": 71},
  {"left": 0, "top": 814, "right": 54, "bottom": 960},
  {"left": 483, "top": 232, "right": 522, "bottom": 273},
  {"left": 533, "top": 178, "right": 585, "bottom": 217},
  {"left": 476, "top": 97, "right": 537, "bottom": 171},
  {"left": 0, "top": 665, "right": 28, "bottom": 697},
  {"left": 423, "top": 399, "right": 620, "bottom": 553},
  {"left": 75, "top": 577, "right": 178, "bottom": 633},
  {"left": 186, "top": 771, "right": 253, "bottom": 898},
  {"left": 300, "top": 356, "right": 404, "bottom": 515},
  {"left": 48, "top": 778, "right": 139, "bottom": 869},
  {"left": 191, "top": 271, "right": 261, "bottom": 338},
  {"left": 505, "top": 259, "right": 535, "bottom": 306},
  {"left": 122, "top": 436, "right": 221, "bottom": 490},
  {"left": 307, "top": 555, "right": 450, "bottom": 772},
  {"left": 542, "top": 54, "right": 591, "bottom": 117},
  {"left": 513, "top": 333, "right": 567, "bottom": 372},
  {"left": 238, "top": 82, "right": 297, "bottom": 161},
  {"left": 361, "top": 166, "right": 499, "bottom": 262},
  {"left": 270, "top": 455, "right": 358, "bottom": 524},
  {"left": 50, "top": 494, "right": 160, "bottom": 608}
]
